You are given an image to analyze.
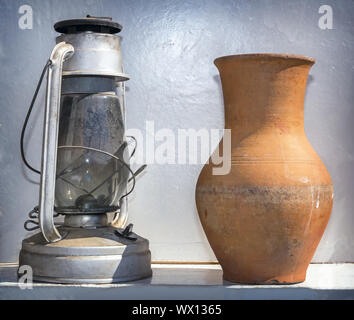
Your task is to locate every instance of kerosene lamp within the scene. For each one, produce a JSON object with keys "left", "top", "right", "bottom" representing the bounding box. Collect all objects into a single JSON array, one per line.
[{"left": 18, "top": 16, "right": 151, "bottom": 283}]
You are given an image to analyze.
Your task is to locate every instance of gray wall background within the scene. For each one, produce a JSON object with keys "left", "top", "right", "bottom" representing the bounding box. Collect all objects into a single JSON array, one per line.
[{"left": 0, "top": 0, "right": 353, "bottom": 263}]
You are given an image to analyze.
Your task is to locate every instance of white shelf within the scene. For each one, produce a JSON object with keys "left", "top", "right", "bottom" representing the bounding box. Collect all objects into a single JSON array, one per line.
[{"left": 0, "top": 263, "right": 353, "bottom": 300}]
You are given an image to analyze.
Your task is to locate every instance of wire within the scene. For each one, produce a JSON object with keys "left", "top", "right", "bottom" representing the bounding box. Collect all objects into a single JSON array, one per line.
[
  {"left": 126, "top": 135, "right": 137, "bottom": 158},
  {"left": 57, "top": 145, "right": 138, "bottom": 201},
  {"left": 20, "top": 59, "right": 52, "bottom": 175}
]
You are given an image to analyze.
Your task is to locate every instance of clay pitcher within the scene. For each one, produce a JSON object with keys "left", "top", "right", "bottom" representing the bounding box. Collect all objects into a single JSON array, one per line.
[{"left": 196, "top": 54, "right": 333, "bottom": 284}]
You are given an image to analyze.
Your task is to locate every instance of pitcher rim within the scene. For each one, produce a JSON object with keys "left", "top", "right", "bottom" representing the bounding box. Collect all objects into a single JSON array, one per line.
[{"left": 214, "top": 53, "right": 315, "bottom": 66}]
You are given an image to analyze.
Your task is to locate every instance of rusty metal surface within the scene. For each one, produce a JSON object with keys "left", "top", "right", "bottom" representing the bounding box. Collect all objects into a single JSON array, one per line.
[
  {"left": 19, "top": 226, "right": 152, "bottom": 283},
  {"left": 57, "top": 32, "right": 129, "bottom": 79},
  {"left": 38, "top": 42, "right": 74, "bottom": 243}
]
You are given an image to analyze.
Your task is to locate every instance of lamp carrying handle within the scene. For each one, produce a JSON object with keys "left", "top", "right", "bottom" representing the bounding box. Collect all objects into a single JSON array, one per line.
[{"left": 39, "top": 42, "right": 74, "bottom": 243}]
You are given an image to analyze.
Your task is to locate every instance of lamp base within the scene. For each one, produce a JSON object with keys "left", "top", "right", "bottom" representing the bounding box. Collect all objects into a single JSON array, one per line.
[{"left": 19, "top": 226, "right": 152, "bottom": 284}]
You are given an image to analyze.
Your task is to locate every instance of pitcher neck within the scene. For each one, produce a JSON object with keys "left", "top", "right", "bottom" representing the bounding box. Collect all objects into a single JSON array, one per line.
[{"left": 215, "top": 54, "right": 314, "bottom": 139}]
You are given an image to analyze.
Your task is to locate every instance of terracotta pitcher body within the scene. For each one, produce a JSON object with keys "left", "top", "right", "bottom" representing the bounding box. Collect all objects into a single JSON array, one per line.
[{"left": 196, "top": 54, "right": 333, "bottom": 284}]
